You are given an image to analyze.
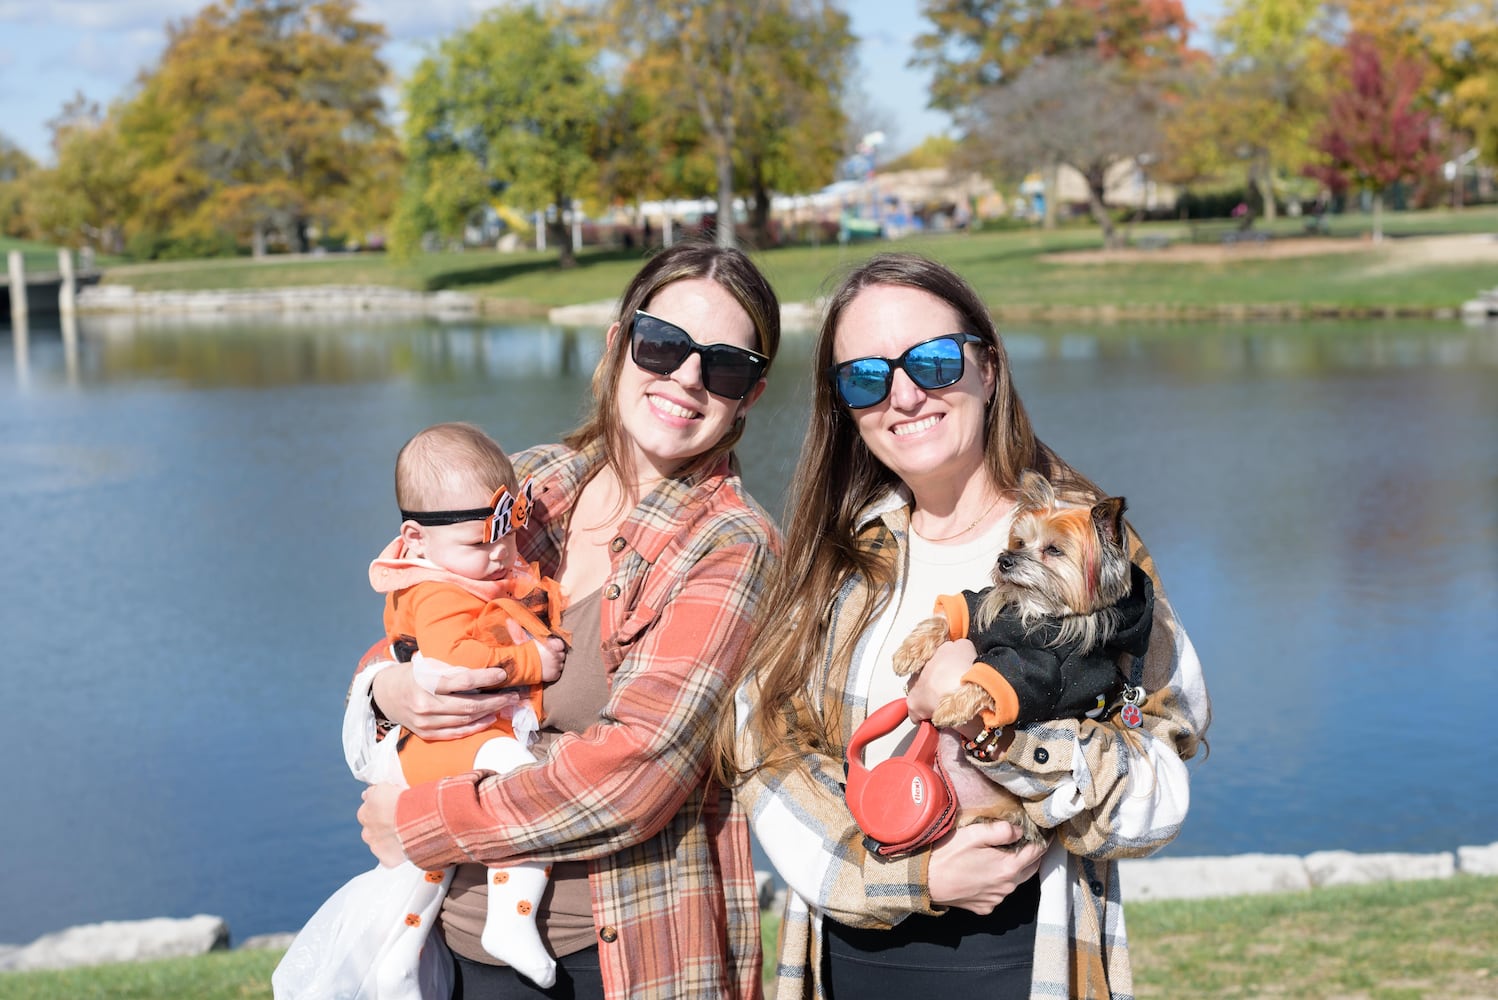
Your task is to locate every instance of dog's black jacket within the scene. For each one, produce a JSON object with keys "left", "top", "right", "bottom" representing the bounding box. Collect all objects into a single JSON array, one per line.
[{"left": 955, "top": 563, "right": 1155, "bottom": 726}]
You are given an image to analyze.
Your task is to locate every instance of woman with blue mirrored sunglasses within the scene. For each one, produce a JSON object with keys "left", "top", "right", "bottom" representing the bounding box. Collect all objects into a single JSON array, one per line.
[
  {"left": 829, "top": 332, "right": 985, "bottom": 408},
  {"left": 734, "top": 252, "right": 1207, "bottom": 1000}
]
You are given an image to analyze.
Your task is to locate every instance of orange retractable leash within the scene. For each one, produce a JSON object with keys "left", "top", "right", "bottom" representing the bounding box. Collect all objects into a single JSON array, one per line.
[{"left": 845, "top": 698, "right": 957, "bottom": 856}]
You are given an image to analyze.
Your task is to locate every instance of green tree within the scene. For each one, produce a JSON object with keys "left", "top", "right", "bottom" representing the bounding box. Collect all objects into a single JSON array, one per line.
[
  {"left": 1161, "top": 0, "right": 1326, "bottom": 220},
  {"left": 737, "top": 3, "right": 853, "bottom": 246},
  {"left": 604, "top": 0, "right": 853, "bottom": 249},
  {"left": 121, "top": 0, "right": 397, "bottom": 256},
  {"left": 26, "top": 95, "right": 137, "bottom": 252},
  {"left": 395, "top": 4, "right": 605, "bottom": 267},
  {"left": 0, "top": 133, "right": 37, "bottom": 238}
]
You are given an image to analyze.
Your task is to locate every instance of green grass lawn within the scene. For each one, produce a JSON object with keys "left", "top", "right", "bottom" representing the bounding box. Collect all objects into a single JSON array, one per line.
[
  {"left": 0, "top": 236, "right": 126, "bottom": 275},
  {"left": 4, "top": 876, "right": 1490, "bottom": 999},
  {"left": 16, "top": 204, "right": 1498, "bottom": 317}
]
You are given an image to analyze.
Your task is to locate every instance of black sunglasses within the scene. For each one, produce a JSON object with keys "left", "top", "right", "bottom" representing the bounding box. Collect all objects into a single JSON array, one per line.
[
  {"left": 629, "top": 310, "right": 769, "bottom": 401},
  {"left": 829, "top": 333, "right": 985, "bottom": 408}
]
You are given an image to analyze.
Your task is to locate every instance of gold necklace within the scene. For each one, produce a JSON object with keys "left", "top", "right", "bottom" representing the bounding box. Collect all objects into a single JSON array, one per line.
[{"left": 913, "top": 493, "right": 1001, "bottom": 543}]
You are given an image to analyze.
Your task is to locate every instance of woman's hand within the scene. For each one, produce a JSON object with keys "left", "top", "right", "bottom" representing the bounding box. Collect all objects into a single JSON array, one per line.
[
  {"left": 928, "top": 822, "right": 1047, "bottom": 914},
  {"left": 358, "top": 784, "right": 407, "bottom": 867},
  {"left": 371, "top": 659, "right": 518, "bottom": 741},
  {"left": 905, "top": 638, "right": 978, "bottom": 724}
]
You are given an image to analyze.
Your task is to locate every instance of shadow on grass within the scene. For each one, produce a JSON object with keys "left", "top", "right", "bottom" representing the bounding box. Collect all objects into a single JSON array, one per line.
[{"left": 422, "top": 247, "right": 655, "bottom": 292}]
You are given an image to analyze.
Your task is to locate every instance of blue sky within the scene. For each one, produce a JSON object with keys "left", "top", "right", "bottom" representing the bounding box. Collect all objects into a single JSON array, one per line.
[{"left": 0, "top": 0, "right": 1220, "bottom": 166}]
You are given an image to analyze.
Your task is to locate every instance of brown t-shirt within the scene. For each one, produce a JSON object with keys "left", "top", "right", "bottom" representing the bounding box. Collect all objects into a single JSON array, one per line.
[{"left": 442, "top": 588, "right": 609, "bottom": 964}]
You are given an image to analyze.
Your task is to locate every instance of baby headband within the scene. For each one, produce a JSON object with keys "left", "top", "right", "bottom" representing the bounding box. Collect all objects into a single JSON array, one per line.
[{"left": 400, "top": 478, "right": 533, "bottom": 543}]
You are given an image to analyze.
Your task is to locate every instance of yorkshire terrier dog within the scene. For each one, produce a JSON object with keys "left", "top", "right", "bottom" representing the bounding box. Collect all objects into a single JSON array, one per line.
[{"left": 892, "top": 469, "right": 1154, "bottom": 844}]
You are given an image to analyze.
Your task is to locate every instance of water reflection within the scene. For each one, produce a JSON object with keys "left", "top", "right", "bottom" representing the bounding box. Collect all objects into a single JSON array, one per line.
[{"left": 4, "top": 314, "right": 1496, "bottom": 393}]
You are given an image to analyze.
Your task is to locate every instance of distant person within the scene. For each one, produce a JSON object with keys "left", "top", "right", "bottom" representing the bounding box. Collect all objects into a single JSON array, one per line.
[
  {"left": 276, "top": 422, "right": 569, "bottom": 996},
  {"left": 350, "top": 241, "right": 783, "bottom": 999}
]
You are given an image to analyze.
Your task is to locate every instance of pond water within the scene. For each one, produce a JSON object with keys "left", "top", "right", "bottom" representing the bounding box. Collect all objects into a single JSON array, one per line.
[{"left": 2, "top": 311, "right": 1495, "bottom": 946}]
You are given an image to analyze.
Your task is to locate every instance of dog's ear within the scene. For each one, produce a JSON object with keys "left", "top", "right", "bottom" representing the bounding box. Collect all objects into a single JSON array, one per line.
[
  {"left": 1090, "top": 496, "right": 1127, "bottom": 549},
  {"left": 1017, "top": 469, "right": 1055, "bottom": 511}
]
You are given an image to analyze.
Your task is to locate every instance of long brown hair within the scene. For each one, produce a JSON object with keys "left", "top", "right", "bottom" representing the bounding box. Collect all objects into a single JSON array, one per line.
[
  {"left": 728, "top": 253, "right": 1096, "bottom": 776},
  {"left": 563, "top": 239, "right": 781, "bottom": 487}
]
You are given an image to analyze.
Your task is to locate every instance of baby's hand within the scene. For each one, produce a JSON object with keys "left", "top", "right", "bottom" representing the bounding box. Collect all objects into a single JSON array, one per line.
[{"left": 536, "top": 636, "right": 566, "bottom": 683}]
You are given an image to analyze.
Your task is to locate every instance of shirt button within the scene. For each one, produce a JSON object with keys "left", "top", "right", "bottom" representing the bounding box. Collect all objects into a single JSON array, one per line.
[
  {"left": 1033, "top": 747, "right": 1049, "bottom": 764},
  {"left": 604, "top": 583, "right": 621, "bottom": 600},
  {"left": 610, "top": 536, "right": 627, "bottom": 552},
  {"left": 599, "top": 925, "right": 619, "bottom": 943},
  {"left": 1090, "top": 880, "right": 1105, "bottom": 896}
]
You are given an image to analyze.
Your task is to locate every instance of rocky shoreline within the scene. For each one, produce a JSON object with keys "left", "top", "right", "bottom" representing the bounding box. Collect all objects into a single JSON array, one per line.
[
  {"left": 4, "top": 842, "right": 1495, "bottom": 974},
  {"left": 69, "top": 287, "right": 1482, "bottom": 330}
]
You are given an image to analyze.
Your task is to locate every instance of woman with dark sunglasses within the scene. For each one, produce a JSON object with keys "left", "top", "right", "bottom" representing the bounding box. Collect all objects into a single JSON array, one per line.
[
  {"left": 729, "top": 254, "right": 1209, "bottom": 999},
  {"left": 347, "top": 240, "right": 781, "bottom": 1000}
]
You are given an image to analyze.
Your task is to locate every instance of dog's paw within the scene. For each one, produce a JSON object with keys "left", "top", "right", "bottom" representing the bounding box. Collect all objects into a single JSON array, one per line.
[
  {"left": 890, "top": 616, "right": 951, "bottom": 677},
  {"left": 931, "top": 682, "right": 995, "bottom": 729}
]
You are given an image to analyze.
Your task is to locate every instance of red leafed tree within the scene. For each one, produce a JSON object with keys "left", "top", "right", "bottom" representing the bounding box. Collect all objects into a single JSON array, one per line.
[{"left": 1307, "top": 33, "right": 1439, "bottom": 241}]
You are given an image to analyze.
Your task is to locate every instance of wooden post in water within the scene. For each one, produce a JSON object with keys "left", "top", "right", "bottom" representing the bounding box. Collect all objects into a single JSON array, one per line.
[
  {"left": 6, "top": 250, "right": 26, "bottom": 323},
  {"left": 58, "top": 248, "right": 77, "bottom": 316}
]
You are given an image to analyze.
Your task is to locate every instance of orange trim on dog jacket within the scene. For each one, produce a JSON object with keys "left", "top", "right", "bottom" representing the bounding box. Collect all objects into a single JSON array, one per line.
[
  {"left": 933, "top": 593, "right": 969, "bottom": 641},
  {"left": 960, "top": 665, "right": 1021, "bottom": 730}
]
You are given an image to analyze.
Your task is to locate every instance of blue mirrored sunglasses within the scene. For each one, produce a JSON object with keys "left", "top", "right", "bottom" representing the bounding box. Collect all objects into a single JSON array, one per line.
[{"left": 829, "top": 333, "right": 984, "bottom": 409}]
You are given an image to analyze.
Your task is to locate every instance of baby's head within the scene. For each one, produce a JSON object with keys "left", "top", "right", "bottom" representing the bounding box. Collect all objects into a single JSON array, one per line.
[{"left": 395, "top": 422, "right": 523, "bottom": 582}]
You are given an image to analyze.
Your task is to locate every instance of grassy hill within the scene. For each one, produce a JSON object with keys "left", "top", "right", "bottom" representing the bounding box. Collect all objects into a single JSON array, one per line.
[{"left": 68, "top": 205, "right": 1498, "bottom": 320}]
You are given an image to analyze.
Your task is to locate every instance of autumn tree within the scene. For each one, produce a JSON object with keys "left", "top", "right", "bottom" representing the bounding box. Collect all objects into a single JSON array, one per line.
[
  {"left": 1336, "top": 0, "right": 1498, "bottom": 205},
  {"left": 1307, "top": 33, "right": 1440, "bottom": 240},
  {"left": 913, "top": 0, "right": 1193, "bottom": 105},
  {"left": 915, "top": 0, "right": 1192, "bottom": 229},
  {"left": 1161, "top": 0, "right": 1327, "bottom": 220},
  {"left": 120, "top": 0, "right": 398, "bottom": 256},
  {"left": 395, "top": 5, "right": 604, "bottom": 267},
  {"left": 960, "top": 54, "right": 1169, "bottom": 247}
]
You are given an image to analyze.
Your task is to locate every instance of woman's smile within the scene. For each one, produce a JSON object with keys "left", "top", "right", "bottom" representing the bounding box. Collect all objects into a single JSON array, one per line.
[{"left": 892, "top": 414, "right": 942, "bottom": 437}]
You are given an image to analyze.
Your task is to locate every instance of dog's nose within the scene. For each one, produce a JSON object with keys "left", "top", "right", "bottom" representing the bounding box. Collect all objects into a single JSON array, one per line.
[{"left": 997, "top": 552, "right": 1015, "bottom": 572}]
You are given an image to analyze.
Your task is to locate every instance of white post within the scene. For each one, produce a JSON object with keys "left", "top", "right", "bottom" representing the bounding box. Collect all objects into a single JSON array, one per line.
[
  {"left": 62, "top": 309, "right": 80, "bottom": 385},
  {"left": 572, "top": 214, "right": 582, "bottom": 252},
  {"left": 11, "top": 309, "right": 28, "bottom": 389},
  {"left": 535, "top": 212, "right": 545, "bottom": 252},
  {"left": 7, "top": 250, "right": 27, "bottom": 322},
  {"left": 58, "top": 248, "right": 76, "bottom": 316},
  {"left": 662, "top": 213, "right": 673, "bottom": 248}
]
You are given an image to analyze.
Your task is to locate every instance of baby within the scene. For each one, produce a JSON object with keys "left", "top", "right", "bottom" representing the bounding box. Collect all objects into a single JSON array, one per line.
[
  {"left": 367, "top": 421, "right": 567, "bottom": 989},
  {"left": 276, "top": 422, "right": 567, "bottom": 999}
]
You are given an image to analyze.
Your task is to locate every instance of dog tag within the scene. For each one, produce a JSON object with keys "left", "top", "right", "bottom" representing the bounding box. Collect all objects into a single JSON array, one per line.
[{"left": 1119, "top": 685, "right": 1147, "bottom": 729}]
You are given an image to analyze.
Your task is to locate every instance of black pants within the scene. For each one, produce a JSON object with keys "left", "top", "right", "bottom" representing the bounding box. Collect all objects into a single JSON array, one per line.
[
  {"left": 823, "top": 873, "right": 1039, "bottom": 998},
  {"left": 451, "top": 948, "right": 605, "bottom": 1000}
]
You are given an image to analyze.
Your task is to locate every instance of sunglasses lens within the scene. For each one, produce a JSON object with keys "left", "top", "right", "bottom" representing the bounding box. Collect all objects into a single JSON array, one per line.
[
  {"left": 836, "top": 358, "right": 893, "bottom": 408},
  {"left": 631, "top": 315, "right": 690, "bottom": 376},
  {"left": 699, "top": 345, "right": 765, "bottom": 400},
  {"left": 904, "top": 338, "right": 967, "bottom": 390}
]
